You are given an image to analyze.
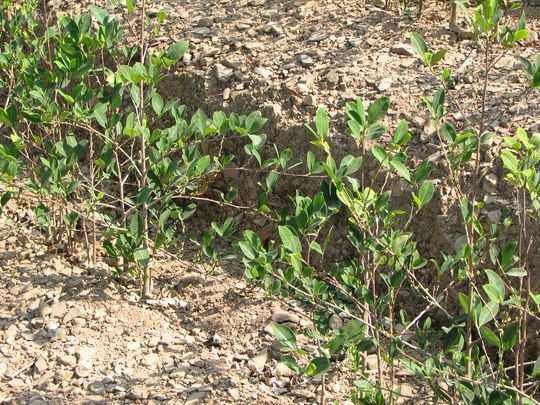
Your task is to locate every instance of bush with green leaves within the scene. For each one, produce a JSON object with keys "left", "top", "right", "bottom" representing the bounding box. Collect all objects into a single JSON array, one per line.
[
  {"left": 235, "top": 0, "right": 540, "bottom": 403},
  {"left": 0, "top": 0, "right": 274, "bottom": 298}
]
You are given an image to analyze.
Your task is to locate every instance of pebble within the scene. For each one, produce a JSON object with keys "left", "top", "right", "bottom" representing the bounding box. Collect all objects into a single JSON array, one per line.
[
  {"left": 299, "top": 54, "right": 313, "bottom": 66},
  {"left": 215, "top": 64, "right": 234, "bottom": 83},
  {"left": 249, "top": 348, "right": 268, "bottom": 373},
  {"left": 126, "top": 386, "right": 149, "bottom": 400},
  {"left": 63, "top": 306, "right": 85, "bottom": 323},
  {"left": 377, "top": 78, "right": 393, "bottom": 92},
  {"left": 271, "top": 309, "right": 300, "bottom": 324},
  {"left": 54, "top": 370, "right": 74, "bottom": 383},
  {"left": 186, "top": 391, "right": 206, "bottom": 404},
  {"left": 483, "top": 173, "right": 499, "bottom": 193},
  {"left": 302, "top": 94, "right": 317, "bottom": 106},
  {"left": 308, "top": 32, "right": 328, "bottom": 42},
  {"left": 58, "top": 354, "right": 77, "bottom": 367},
  {"left": 325, "top": 70, "right": 340, "bottom": 87},
  {"left": 390, "top": 44, "right": 414, "bottom": 56},
  {"left": 88, "top": 380, "right": 105, "bottom": 394},
  {"left": 275, "top": 362, "right": 295, "bottom": 377}
]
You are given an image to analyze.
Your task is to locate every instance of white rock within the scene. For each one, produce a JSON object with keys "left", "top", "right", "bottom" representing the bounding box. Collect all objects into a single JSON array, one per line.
[
  {"left": 377, "top": 78, "right": 392, "bottom": 92},
  {"left": 215, "top": 64, "right": 234, "bottom": 83},
  {"left": 299, "top": 54, "right": 313, "bottom": 66}
]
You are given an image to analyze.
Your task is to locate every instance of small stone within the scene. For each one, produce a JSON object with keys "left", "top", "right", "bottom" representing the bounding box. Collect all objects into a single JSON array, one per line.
[
  {"left": 454, "top": 234, "right": 468, "bottom": 252},
  {"left": 34, "top": 357, "right": 48, "bottom": 374},
  {"left": 275, "top": 362, "right": 295, "bottom": 377},
  {"left": 377, "top": 78, "right": 392, "bottom": 92},
  {"left": 302, "top": 94, "right": 317, "bottom": 106},
  {"left": 147, "top": 337, "right": 160, "bottom": 348},
  {"left": 299, "top": 54, "right": 313, "bottom": 66},
  {"left": 89, "top": 380, "right": 105, "bottom": 394},
  {"left": 248, "top": 348, "right": 268, "bottom": 373},
  {"left": 390, "top": 44, "right": 414, "bottom": 56},
  {"left": 483, "top": 173, "right": 498, "bottom": 193},
  {"left": 58, "top": 354, "right": 77, "bottom": 368},
  {"left": 236, "top": 23, "right": 251, "bottom": 31},
  {"left": 203, "top": 46, "right": 220, "bottom": 57},
  {"left": 170, "top": 366, "right": 189, "bottom": 379},
  {"left": 182, "top": 53, "right": 192, "bottom": 64},
  {"left": 215, "top": 64, "right": 234, "bottom": 83},
  {"left": 186, "top": 391, "right": 206, "bottom": 404},
  {"left": 4, "top": 324, "right": 18, "bottom": 344},
  {"left": 496, "top": 56, "right": 516, "bottom": 69},
  {"left": 487, "top": 210, "right": 502, "bottom": 223},
  {"left": 365, "top": 354, "right": 379, "bottom": 371},
  {"left": 329, "top": 314, "right": 343, "bottom": 329},
  {"left": 244, "top": 42, "right": 263, "bottom": 50},
  {"left": 192, "top": 27, "right": 211, "bottom": 36},
  {"left": 228, "top": 388, "right": 240, "bottom": 400},
  {"left": 254, "top": 67, "right": 272, "bottom": 80},
  {"left": 197, "top": 17, "right": 214, "bottom": 27},
  {"left": 126, "top": 386, "right": 149, "bottom": 400},
  {"left": 63, "top": 306, "right": 85, "bottom": 323},
  {"left": 54, "top": 370, "right": 73, "bottom": 383},
  {"left": 50, "top": 302, "right": 68, "bottom": 318},
  {"left": 325, "top": 70, "right": 340, "bottom": 87},
  {"left": 75, "top": 360, "right": 93, "bottom": 378},
  {"left": 308, "top": 32, "right": 328, "bottom": 42},
  {"left": 77, "top": 347, "right": 96, "bottom": 362},
  {"left": 127, "top": 341, "right": 140, "bottom": 351},
  {"left": 394, "top": 324, "right": 414, "bottom": 343},
  {"left": 271, "top": 309, "right": 300, "bottom": 324}
]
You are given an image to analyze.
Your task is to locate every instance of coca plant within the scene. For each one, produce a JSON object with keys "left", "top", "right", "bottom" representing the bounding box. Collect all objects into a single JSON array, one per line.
[
  {"left": 0, "top": 0, "right": 269, "bottom": 298},
  {"left": 236, "top": 0, "right": 540, "bottom": 403}
]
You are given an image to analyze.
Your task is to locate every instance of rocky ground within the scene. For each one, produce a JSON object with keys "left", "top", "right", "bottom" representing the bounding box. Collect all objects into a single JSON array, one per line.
[
  {"left": 1, "top": 0, "right": 539, "bottom": 403},
  {"left": 0, "top": 196, "right": 428, "bottom": 404}
]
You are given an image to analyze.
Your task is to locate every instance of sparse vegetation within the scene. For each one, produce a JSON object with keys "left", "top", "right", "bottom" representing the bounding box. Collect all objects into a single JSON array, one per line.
[{"left": 0, "top": 0, "right": 539, "bottom": 403}]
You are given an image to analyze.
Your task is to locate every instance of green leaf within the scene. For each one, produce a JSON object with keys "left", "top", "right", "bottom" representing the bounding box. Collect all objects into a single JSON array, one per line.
[
  {"left": 410, "top": 33, "right": 429, "bottom": 61},
  {"left": 484, "top": 269, "right": 505, "bottom": 302},
  {"left": 281, "top": 355, "right": 303, "bottom": 374},
  {"left": 305, "top": 356, "right": 331, "bottom": 377},
  {"left": 166, "top": 40, "right": 189, "bottom": 62},
  {"left": 501, "top": 149, "right": 518, "bottom": 173},
  {"left": 392, "top": 120, "right": 411, "bottom": 146},
  {"left": 417, "top": 181, "right": 435, "bottom": 206},
  {"left": 273, "top": 323, "right": 298, "bottom": 352},
  {"left": 372, "top": 146, "right": 388, "bottom": 166},
  {"left": 278, "top": 225, "right": 302, "bottom": 254},
  {"left": 126, "top": 0, "right": 136, "bottom": 13},
  {"left": 430, "top": 49, "right": 447, "bottom": 66},
  {"left": 89, "top": 5, "right": 109, "bottom": 23},
  {"left": 533, "top": 355, "right": 540, "bottom": 377},
  {"left": 152, "top": 93, "right": 164, "bottom": 115},
  {"left": 103, "top": 240, "right": 117, "bottom": 257},
  {"left": 315, "top": 107, "right": 329, "bottom": 139},
  {"left": 328, "top": 333, "right": 348, "bottom": 355},
  {"left": 129, "top": 212, "right": 144, "bottom": 239},
  {"left": 506, "top": 267, "right": 527, "bottom": 277},
  {"left": 477, "top": 301, "right": 499, "bottom": 327},
  {"left": 134, "top": 248, "right": 150, "bottom": 266},
  {"left": 94, "top": 103, "right": 108, "bottom": 128},
  {"left": 480, "top": 326, "right": 500, "bottom": 348},
  {"left": 367, "top": 97, "right": 390, "bottom": 125},
  {"left": 502, "top": 322, "right": 519, "bottom": 350},
  {"left": 390, "top": 160, "right": 411, "bottom": 182}
]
